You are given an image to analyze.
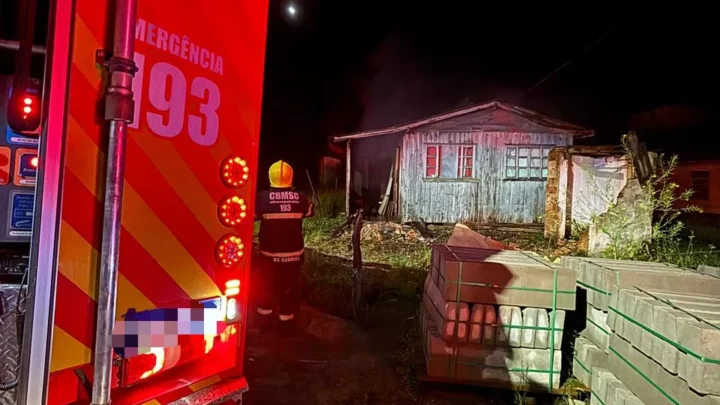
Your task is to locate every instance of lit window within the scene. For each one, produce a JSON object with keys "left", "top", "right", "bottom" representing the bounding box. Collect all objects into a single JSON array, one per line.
[
  {"left": 691, "top": 171, "right": 710, "bottom": 201},
  {"left": 505, "top": 146, "right": 552, "bottom": 179},
  {"left": 425, "top": 145, "right": 441, "bottom": 178},
  {"left": 457, "top": 146, "right": 475, "bottom": 178}
]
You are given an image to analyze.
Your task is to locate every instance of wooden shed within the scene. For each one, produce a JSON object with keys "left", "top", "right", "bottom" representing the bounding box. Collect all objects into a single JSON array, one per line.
[{"left": 333, "top": 101, "right": 594, "bottom": 223}]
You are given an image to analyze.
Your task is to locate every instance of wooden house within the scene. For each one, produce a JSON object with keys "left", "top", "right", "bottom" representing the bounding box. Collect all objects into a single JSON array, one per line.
[{"left": 333, "top": 101, "right": 594, "bottom": 223}]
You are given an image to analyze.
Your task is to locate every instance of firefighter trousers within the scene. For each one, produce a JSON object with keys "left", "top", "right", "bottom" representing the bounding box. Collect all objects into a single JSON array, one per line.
[{"left": 256, "top": 252, "right": 304, "bottom": 318}]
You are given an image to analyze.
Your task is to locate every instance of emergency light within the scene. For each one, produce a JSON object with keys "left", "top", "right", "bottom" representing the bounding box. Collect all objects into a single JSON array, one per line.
[
  {"left": 218, "top": 196, "right": 247, "bottom": 227},
  {"left": 215, "top": 234, "right": 245, "bottom": 267},
  {"left": 7, "top": 80, "right": 42, "bottom": 134},
  {"left": 220, "top": 156, "right": 250, "bottom": 188}
]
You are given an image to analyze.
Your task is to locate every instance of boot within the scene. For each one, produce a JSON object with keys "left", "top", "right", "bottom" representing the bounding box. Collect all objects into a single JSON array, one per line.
[
  {"left": 251, "top": 307, "right": 277, "bottom": 334},
  {"left": 278, "top": 314, "right": 297, "bottom": 337}
]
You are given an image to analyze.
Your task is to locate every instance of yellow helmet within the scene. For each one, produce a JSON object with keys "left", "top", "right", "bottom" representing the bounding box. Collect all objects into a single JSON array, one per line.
[{"left": 269, "top": 160, "right": 293, "bottom": 188}]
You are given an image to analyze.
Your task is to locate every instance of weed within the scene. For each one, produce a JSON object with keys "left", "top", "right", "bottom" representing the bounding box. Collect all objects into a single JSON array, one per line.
[
  {"left": 555, "top": 377, "right": 584, "bottom": 405},
  {"left": 590, "top": 134, "right": 720, "bottom": 268},
  {"left": 313, "top": 189, "right": 345, "bottom": 218},
  {"left": 513, "top": 368, "right": 530, "bottom": 405}
]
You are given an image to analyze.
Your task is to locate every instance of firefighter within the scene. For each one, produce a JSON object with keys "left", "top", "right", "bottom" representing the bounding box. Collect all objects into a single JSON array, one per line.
[{"left": 254, "top": 160, "right": 314, "bottom": 333}]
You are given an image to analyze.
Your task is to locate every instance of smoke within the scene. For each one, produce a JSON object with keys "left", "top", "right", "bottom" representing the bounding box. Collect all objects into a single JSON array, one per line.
[{"left": 355, "top": 32, "right": 525, "bottom": 134}]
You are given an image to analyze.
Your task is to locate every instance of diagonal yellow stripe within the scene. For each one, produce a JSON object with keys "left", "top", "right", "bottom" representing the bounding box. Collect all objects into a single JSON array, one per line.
[
  {"left": 72, "top": 16, "right": 103, "bottom": 87},
  {"left": 65, "top": 116, "right": 220, "bottom": 299},
  {"left": 209, "top": 136, "right": 233, "bottom": 163},
  {"left": 50, "top": 327, "right": 92, "bottom": 372},
  {"left": 140, "top": 401, "right": 162, "bottom": 405},
  {"left": 57, "top": 221, "right": 97, "bottom": 300},
  {"left": 66, "top": 117, "right": 102, "bottom": 195},
  {"left": 121, "top": 186, "right": 220, "bottom": 298},
  {"left": 117, "top": 273, "right": 156, "bottom": 317},
  {"left": 189, "top": 374, "right": 222, "bottom": 392},
  {"left": 57, "top": 221, "right": 155, "bottom": 316},
  {"left": 131, "top": 134, "right": 226, "bottom": 240},
  {"left": 74, "top": 15, "right": 227, "bottom": 245}
]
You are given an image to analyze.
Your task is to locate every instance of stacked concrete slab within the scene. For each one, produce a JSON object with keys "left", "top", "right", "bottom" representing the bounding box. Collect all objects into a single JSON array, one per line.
[
  {"left": 563, "top": 256, "right": 720, "bottom": 405},
  {"left": 421, "top": 305, "right": 563, "bottom": 389},
  {"left": 608, "top": 288, "right": 720, "bottom": 405},
  {"left": 432, "top": 245, "right": 576, "bottom": 310},
  {"left": 562, "top": 257, "right": 690, "bottom": 387},
  {"left": 421, "top": 244, "right": 576, "bottom": 390},
  {"left": 697, "top": 264, "right": 720, "bottom": 279},
  {"left": 573, "top": 336, "right": 609, "bottom": 390},
  {"left": 590, "top": 368, "right": 645, "bottom": 405}
]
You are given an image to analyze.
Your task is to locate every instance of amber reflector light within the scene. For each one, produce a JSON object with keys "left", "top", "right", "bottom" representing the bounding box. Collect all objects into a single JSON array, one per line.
[
  {"left": 218, "top": 196, "right": 247, "bottom": 227},
  {"left": 221, "top": 156, "right": 250, "bottom": 188},
  {"left": 215, "top": 234, "right": 245, "bottom": 267}
]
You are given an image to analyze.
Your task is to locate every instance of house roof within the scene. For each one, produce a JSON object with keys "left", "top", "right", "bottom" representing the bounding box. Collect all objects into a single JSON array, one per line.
[{"left": 332, "top": 100, "right": 594, "bottom": 142}]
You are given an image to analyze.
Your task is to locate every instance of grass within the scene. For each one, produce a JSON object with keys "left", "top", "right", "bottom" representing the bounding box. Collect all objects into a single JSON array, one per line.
[
  {"left": 645, "top": 237, "right": 720, "bottom": 269},
  {"left": 303, "top": 215, "right": 433, "bottom": 271}
]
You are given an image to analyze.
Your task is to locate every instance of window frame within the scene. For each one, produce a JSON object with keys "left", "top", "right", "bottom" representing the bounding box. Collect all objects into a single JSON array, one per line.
[
  {"left": 456, "top": 144, "right": 476, "bottom": 179},
  {"left": 691, "top": 170, "right": 710, "bottom": 201},
  {"left": 423, "top": 143, "right": 477, "bottom": 181},
  {"left": 504, "top": 145, "right": 554, "bottom": 180},
  {"left": 424, "top": 144, "right": 441, "bottom": 178}
]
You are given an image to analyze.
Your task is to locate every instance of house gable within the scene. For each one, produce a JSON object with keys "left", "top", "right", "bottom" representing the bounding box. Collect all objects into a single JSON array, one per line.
[
  {"left": 414, "top": 107, "right": 582, "bottom": 135},
  {"left": 333, "top": 101, "right": 593, "bottom": 141}
]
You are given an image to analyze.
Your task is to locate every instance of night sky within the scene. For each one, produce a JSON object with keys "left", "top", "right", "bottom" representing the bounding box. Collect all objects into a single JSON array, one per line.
[
  {"left": 261, "top": 1, "right": 720, "bottom": 187},
  {"left": 2, "top": 1, "right": 719, "bottom": 188}
]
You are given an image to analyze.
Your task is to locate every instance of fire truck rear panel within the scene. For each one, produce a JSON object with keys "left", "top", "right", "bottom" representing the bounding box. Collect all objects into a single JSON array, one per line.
[{"left": 47, "top": 0, "right": 268, "bottom": 403}]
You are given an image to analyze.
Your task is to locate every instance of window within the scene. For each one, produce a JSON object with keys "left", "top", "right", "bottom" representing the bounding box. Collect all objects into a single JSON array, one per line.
[
  {"left": 691, "top": 171, "right": 710, "bottom": 200},
  {"left": 457, "top": 146, "right": 475, "bottom": 178},
  {"left": 425, "top": 145, "right": 440, "bottom": 177},
  {"left": 505, "top": 145, "right": 552, "bottom": 179},
  {"left": 424, "top": 144, "right": 475, "bottom": 179}
]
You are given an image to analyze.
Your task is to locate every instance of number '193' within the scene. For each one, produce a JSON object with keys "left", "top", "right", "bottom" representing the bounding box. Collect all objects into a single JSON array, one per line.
[{"left": 129, "top": 51, "right": 220, "bottom": 146}]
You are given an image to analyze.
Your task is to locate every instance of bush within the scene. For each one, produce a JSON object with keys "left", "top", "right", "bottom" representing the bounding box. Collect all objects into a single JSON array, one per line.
[
  {"left": 592, "top": 134, "right": 720, "bottom": 267},
  {"left": 313, "top": 189, "right": 345, "bottom": 218}
]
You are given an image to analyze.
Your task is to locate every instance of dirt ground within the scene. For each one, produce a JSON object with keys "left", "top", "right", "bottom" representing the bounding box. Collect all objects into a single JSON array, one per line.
[
  {"left": 241, "top": 233, "right": 581, "bottom": 405},
  {"left": 242, "top": 297, "right": 565, "bottom": 405}
]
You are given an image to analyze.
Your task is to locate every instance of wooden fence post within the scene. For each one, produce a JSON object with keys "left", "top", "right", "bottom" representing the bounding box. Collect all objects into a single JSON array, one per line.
[{"left": 351, "top": 209, "right": 363, "bottom": 316}]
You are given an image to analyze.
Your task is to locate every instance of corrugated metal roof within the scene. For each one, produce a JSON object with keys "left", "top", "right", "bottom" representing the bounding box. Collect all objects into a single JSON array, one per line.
[{"left": 332, "top": 100, "right": 594, "bottom": 141}]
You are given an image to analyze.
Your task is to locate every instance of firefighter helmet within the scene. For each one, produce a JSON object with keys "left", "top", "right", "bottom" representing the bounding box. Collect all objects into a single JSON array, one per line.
[{"left": 269, "top": 160, "right": 293, "bottom": 188}]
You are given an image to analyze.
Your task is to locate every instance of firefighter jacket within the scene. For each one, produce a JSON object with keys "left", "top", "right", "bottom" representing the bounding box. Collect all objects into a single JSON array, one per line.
[{"left": 255, "top": 187, "right": 314, "bottom": 256}]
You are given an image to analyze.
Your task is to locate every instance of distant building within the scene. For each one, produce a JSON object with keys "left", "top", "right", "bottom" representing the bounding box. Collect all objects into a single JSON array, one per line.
[
  {"left": 672, "top": 160, "right": 720, "bottom": 215},
  {"left": 333, "top": 101, "right": 594, "bottom": 223}
]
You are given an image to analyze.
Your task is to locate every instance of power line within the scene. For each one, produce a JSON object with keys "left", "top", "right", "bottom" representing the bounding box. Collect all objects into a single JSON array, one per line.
[{"left": 525, "top": 15, "right": 632, "bottom": 95}]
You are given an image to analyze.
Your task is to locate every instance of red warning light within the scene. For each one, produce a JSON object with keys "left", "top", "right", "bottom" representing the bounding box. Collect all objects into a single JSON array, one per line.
[
  {"left": 30, "top": 157, "right": 38, "bottom": 168},
  {"left": 215, "top": 234, "right": 245, "bottom": 267},
  {"left": 220, "top": 156, "right": 250, "bottom": 188},
  {"left": 218, "top": 196, "right": 247, "bottom": 227},
  {"left": 7, "top": 81, "right": 42, "bottom": 134}
]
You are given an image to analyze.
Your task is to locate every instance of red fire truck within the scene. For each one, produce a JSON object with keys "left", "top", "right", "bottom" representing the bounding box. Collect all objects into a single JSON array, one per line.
[{"left": 0, "top": 0, "right": 268, "bottom": 403}]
